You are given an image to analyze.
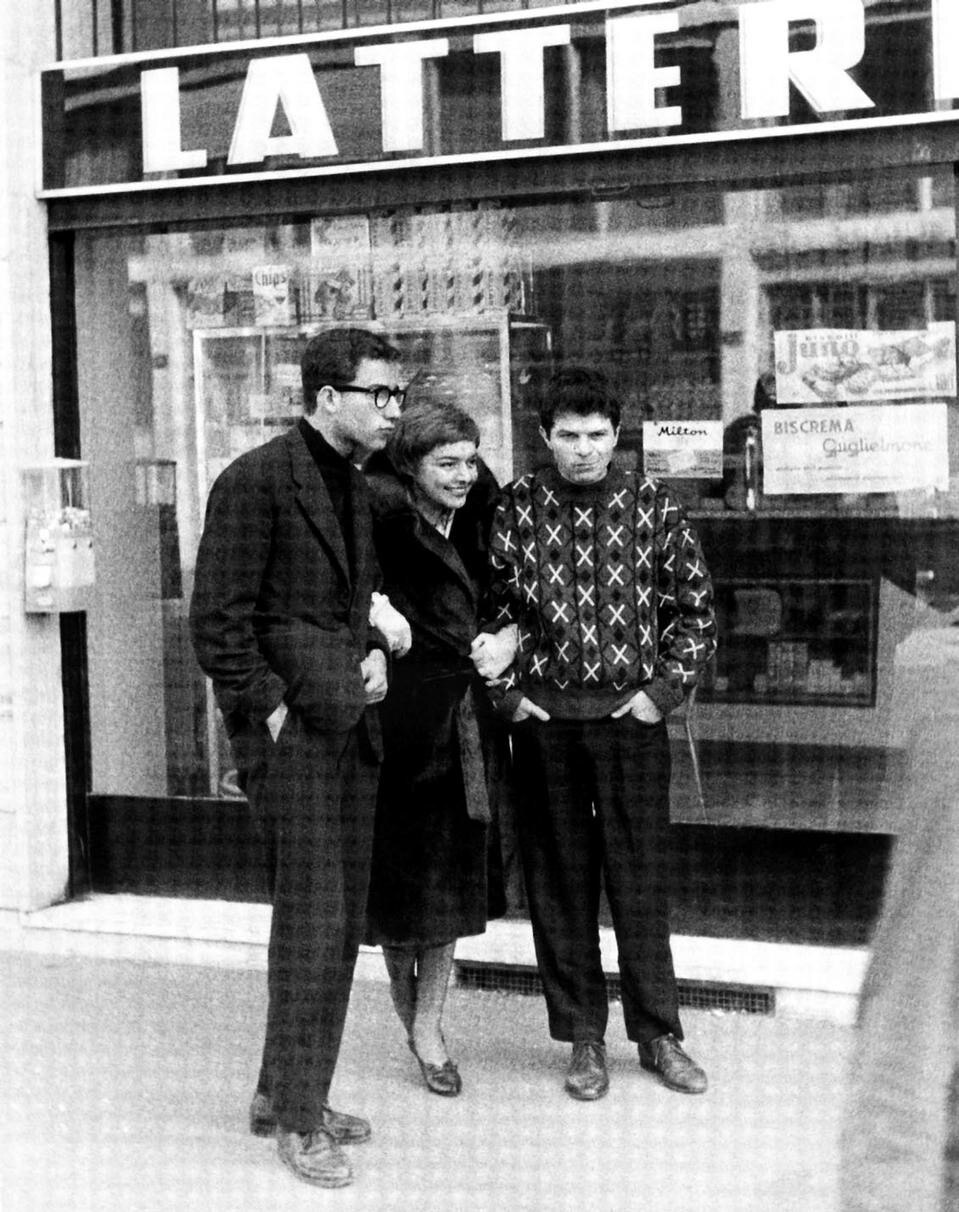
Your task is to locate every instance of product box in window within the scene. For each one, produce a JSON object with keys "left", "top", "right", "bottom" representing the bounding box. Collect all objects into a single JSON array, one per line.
[
  {"left": 252, "top": 265, "right": 296, "bottom": 326},
  {"left": 303, "top": 266, "right": 372, "bottom": 322},
  {"left": 306, "top": 216, "right": 373, "bottom": 322}
]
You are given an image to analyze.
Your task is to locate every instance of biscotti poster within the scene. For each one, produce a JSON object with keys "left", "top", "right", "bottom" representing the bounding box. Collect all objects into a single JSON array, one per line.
[{"left": 774, "top": 323, "right": 956, "bottom": 404}]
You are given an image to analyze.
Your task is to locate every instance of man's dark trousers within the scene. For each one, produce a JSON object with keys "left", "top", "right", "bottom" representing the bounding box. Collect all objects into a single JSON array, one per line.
[
  {"left": 511, "top": 714, "right": 682, "bottom": 1045},
  {"left": 249, "top": 713, "right": 379, "bottom": 1134}
]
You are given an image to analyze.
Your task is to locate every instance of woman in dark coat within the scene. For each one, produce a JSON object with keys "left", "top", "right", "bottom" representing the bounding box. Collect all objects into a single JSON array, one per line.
[{"left": 364, "top": 402, "right": 514, "bottom": 1097}]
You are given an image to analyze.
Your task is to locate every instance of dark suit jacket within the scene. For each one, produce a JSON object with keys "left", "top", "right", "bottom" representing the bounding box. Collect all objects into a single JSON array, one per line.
[{"left": 190, "top": 423, "right": 383, "bottom": 773}]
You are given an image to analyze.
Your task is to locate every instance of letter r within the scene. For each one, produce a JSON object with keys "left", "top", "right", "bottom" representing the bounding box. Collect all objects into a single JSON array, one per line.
[{"left": 739, "top": 0, "right": 874, "bottom": 119}]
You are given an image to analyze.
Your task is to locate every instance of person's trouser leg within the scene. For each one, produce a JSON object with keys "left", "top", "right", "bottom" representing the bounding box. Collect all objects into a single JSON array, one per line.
[
  {"left": 511, "top": 719, "right": 608, "bottom": 1042},
  {"left": 252, "top": 721, "right": 377, "bottom": 1133},
  {"left": 586, "top": 716, "right": 682, "bottom": 1043}
]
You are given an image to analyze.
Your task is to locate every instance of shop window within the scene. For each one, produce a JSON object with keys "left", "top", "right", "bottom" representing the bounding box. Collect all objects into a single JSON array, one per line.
[
  {"left": 703, "top": 579, "right": 877, "bottom": 708},
  {"left": 72, "top": 165, "right": 959, "bottom": 848},
  {"left": 767, "top": 283, "right": 870, "bottom": 332},
  {"left": 780, "top": 178, "right": 925, "bottom": 219}
]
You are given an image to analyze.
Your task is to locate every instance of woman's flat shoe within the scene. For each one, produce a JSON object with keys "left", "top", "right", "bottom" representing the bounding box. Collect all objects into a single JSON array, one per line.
[{"left": 408, "top": 1039, "right": 462, "bottom": 1097}]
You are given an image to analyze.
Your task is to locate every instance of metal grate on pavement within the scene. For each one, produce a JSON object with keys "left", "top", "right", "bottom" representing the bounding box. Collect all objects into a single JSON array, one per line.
[{"left": 454, "top": 961, "right": 775, "bottom": 1016}]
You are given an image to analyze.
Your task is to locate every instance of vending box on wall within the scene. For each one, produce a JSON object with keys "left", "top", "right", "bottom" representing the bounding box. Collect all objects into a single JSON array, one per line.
[{"left": 23, "top": 459, "right": 95, "bottom": 613}]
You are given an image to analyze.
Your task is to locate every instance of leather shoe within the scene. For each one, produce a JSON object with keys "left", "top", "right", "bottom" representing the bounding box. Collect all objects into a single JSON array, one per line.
[
  {"left": 564, "top": 1040, "right": 609, "bottom": 1101},
  {"left": 638, "top": 1034, "right": 708, "bottom": 1094},
  {"left": 276, "top": 1126, "right": 353, "bottom": 1188},
  {"left": 408, "top": 1039, "right": 462, "bottom": 1097},
  {"left": 250, "top": 1092, "right": 371, "bottom": 1143}
]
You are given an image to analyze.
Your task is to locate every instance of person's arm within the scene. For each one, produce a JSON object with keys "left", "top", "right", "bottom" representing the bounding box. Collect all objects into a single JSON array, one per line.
[
  {"left": 484, "top": 493, "right": 541, "bottom": 721},
  {"left": 642, "top": 489, "right": 717, "bottom": 717},
  {"left": 359, "top": 648, "right": 389, "bottom": 703},
  {"left": 369, "top": 591, "right": 412, "bottom": 657},
  {"left": 189, "top": 459, "right": 287, "bottom": 724}
]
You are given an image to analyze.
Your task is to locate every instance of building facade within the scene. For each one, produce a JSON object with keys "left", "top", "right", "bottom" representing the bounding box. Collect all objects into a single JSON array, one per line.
[{"left": 4, "top": 1, "right": 958, "bottom": 954}]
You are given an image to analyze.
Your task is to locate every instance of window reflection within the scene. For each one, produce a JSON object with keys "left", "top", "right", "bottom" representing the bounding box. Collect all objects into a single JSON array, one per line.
[{"left": 74, "top": 168, "right": 959, "bottom": 806}]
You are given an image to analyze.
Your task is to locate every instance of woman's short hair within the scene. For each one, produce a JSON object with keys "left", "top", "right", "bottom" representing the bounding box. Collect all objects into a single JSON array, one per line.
[
  {"left": 539, "top": 365, "right": 622, "bottom": 435},
  {"left": 301, "top": 328, "right": 402, "bottom": 414},
  {"left": 388, "top": 401, "right": 480, "bottom": 478}
]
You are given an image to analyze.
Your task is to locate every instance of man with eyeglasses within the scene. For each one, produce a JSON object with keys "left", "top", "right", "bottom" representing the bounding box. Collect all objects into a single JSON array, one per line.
[{"left": 191, "top": 327, "right": 410, "bottom": 1188}]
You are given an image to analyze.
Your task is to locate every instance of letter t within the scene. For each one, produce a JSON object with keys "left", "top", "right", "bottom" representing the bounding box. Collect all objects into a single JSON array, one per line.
[
  {"left": 473, "top": 25, "right": 571, "bottom": 141},
  {"left": 354, "top": 39, "right": 450, "bottom": 152}
]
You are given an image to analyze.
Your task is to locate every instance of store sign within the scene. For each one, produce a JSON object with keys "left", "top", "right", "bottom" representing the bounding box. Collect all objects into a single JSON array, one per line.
[
  {"left": 642, "top": 420, "right": 723, "bottom": 478},
  {"left": 775, "top": 324, "right": 958, "bottom": 404},
  {"left": 762, "top": 403, "right": 949, "bottom": 495},
  {"left": 39, "top": 0, "right": 959, "bottom": 197}
]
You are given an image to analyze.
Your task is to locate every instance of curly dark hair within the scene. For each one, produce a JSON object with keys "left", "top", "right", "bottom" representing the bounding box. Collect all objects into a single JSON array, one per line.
[{"left": 539, "top": 365, "right": 622, "bottom": 435}]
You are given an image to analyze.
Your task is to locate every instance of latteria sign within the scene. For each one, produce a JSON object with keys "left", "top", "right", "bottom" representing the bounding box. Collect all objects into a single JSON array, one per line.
[{"left": 39, "top": 0, "right": 959, "bottom": 197}]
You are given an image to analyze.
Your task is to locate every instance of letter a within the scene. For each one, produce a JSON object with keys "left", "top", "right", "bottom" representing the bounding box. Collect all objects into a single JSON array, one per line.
[{"left": 228, "top": 54, "right": 338, "bottom": 165}]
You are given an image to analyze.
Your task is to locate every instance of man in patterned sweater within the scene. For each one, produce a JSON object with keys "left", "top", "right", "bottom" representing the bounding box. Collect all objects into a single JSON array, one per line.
[{"left": 488, "top": 366, "right": 716, "bottom": 1101}]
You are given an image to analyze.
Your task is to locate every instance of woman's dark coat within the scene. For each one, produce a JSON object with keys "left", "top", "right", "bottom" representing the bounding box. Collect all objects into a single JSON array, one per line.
[{"left": 363, "top": 452, "right": 506, "bottom": 946}]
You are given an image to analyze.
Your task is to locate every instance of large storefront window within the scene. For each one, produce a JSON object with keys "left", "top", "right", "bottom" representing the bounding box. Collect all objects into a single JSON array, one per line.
[{"left": 75, "top": 167, "right": 958, "bottom": 846}]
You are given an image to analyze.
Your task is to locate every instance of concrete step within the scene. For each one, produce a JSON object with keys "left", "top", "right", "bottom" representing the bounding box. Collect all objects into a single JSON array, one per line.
[{"left": 0, "top": 893, "right": 867, "bottom": 1024}]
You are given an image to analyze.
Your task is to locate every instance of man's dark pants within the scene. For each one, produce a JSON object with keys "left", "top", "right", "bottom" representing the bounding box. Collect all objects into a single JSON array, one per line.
[
  {"left": 244, "top": 711, "right": 379, "bottom": 1134},
  {"left": 511, "top": 714, "right": 682, "bottom": 1046}
]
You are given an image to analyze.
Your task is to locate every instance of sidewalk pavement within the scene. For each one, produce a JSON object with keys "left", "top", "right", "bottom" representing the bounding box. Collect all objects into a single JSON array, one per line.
[{"left": 1, "top": 949, "right": 853, "bottom": 1212}]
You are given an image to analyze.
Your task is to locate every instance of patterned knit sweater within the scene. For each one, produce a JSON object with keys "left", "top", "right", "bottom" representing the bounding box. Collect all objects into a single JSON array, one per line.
[{"left": 488, "top": 464, "right": 716, "bottom": 720}]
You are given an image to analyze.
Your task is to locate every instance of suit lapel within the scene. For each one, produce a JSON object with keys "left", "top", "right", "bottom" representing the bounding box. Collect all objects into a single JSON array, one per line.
[{"left": 286, "top": 426, "right": 351, "bottom": 588}]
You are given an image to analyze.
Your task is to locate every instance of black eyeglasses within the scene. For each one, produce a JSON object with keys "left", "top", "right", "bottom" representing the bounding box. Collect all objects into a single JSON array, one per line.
[{"left": 328, "top": 384, "right": 407, "bottom": 411}]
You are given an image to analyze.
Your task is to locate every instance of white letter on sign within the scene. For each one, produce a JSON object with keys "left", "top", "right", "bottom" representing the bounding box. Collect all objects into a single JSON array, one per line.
[
  {"left": 141, "top": 67, "right": 208, "bottom": 173},
  {"left": 473, "top": 26, "right": 571, "bottom": 142},
  {"left": 607, "top": 11, "right": 682, "bottom": 131},
  {"left": 932, "top": 0, "right": 959, "bottom": 102},
  {"left": 354, "top": 39, "right": 450, "bottom": 152},
  {"left": 228, "top": 54, "right": 338, "bottom": 165},
  {"left": 739, "top": 0, "right": 873, "bottom": 119}
]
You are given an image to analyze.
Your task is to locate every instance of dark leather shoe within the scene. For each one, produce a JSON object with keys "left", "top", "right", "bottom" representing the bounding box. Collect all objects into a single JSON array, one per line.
[
  {"left": 564, "top": 1040, "right": 609, "bottom": 1101},
  {"left": 638, "top": 1034, "right": 708, "bottom": 1094},
  {"left": 276, "top": 1126, "right": 353, "bottom": 1188},
  {"left": 409, "top": 1039, "right": 462, "bottom": 1097},
  {"left": 250, "top": 1092, "right": 371, "bottom": 1143}
]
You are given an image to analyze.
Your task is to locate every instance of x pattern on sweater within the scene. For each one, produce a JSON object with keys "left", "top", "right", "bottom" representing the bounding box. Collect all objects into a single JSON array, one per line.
[{"left": 489, "top": 470, "right": 716, "bottom": 705}]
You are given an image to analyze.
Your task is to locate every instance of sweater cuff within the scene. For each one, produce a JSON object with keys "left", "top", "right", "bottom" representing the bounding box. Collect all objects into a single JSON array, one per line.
[
  {"left": 643, "top": 678, "right": 686, "bottom": 718},
  {"left": 486, "top": 682, "right": 524, "bottom": 722}
]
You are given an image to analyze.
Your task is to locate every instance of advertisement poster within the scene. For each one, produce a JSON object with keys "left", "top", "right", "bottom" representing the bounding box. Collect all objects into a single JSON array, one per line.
[
  {"left": 642, "top": 420, "right": 723, "bottom": 478},
  {"left": 251, "top": 265, "right": 295, "bottom": 326},
  {"left": 308, "top": 216, "right": 373, "bottom": 321},
  {"left": 762, "top": 403, "right": 949, "bottom": 495},
  {"left": 774, "top": 323, "right": 956, "bottom": 404}
]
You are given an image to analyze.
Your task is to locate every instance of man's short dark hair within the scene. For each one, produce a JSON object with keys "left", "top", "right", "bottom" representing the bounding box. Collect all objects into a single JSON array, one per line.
[
  {"left": 540, "top": 365, "right": 622, "bottom": 434},
  {"left": 301, "top": 328, "right": 402, "bottom": 414},
  {"left": 389, "top": 401, "right": 480, "bottom": 479}
]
